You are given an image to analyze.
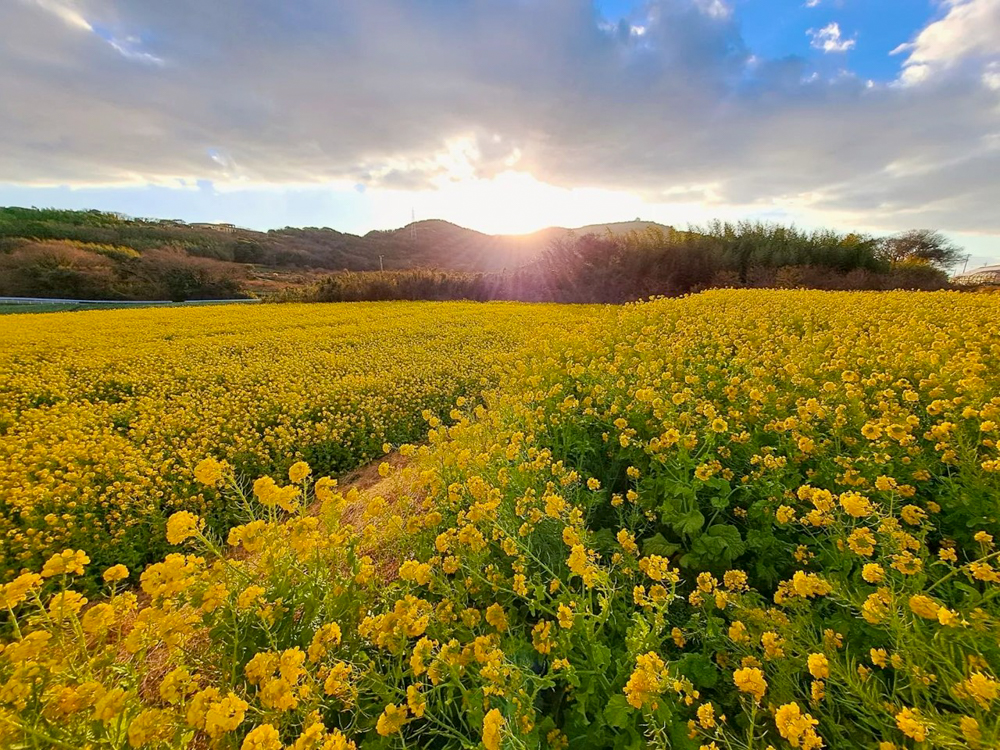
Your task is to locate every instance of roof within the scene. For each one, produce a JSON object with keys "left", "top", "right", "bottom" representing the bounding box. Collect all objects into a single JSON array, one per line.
[{"left": 954, "top": 264, "right": 1000, "bottom": 281}]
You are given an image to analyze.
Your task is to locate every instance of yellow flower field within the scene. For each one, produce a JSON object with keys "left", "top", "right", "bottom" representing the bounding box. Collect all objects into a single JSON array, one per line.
[
  {"left": 1, "top": 291, "right": 999, "bottom": 749},
  {"left": 0, "top": 302, "right": 598, "bottom": 579}
]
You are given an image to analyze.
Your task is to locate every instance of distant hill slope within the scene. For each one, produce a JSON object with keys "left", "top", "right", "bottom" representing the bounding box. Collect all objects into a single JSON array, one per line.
[
  {"left": 0, "top": 206, "right": 672, "bottom": 272},
  {"left": 2, "top": 207, "right": 939, "bottom": 303},
  {"left": 559, "top": 220, "right": 673, "bottom": 237}
]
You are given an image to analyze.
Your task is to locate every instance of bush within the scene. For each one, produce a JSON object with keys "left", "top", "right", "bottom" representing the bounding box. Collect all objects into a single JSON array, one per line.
[
  {"left": 0, "top": 240, "right": 252, "bottom": 301},
  {"left": 129, "top": 248, "right": 247, "bottom": 301},
  {"left": 304, "top": 224, "right": 943, "bottom": 304},
  {"left": 0, "top": 242, "right": 121, "bottom": 299}
]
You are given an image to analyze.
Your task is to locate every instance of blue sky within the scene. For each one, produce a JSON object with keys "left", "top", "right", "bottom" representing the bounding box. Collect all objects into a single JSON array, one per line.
[
  {"left": 2, "top": 0, "right": 999, "bottom": 265},
  {"left": 735, "top": 1, "right": 932, "bottom": 80}
]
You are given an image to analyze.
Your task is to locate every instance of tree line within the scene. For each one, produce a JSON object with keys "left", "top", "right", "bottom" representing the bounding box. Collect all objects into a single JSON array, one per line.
[
  {"left": 305, "top": 224, "right": 959, "bottom": 304},
  {"left": 0, "top": 206, "right": 967, "bottom": 302}
]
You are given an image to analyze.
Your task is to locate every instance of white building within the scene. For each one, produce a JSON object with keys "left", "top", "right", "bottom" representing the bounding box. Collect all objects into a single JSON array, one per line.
[{"left": 953, "top": 264, "right": 1000, "bottom": 285}]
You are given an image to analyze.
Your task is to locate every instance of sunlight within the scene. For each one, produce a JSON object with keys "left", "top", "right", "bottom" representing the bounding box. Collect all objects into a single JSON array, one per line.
[{"left": 369, "top": 170, "right": 649, "bottom": 235}]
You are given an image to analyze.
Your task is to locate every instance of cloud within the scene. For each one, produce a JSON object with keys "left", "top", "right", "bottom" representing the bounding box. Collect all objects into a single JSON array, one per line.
[
  {"left": 101, "top": 33, "right": 165, "bottom": 66},
  {"left": 693, "top": 0, "right": 732, "bottom": 19},
  {"left": 0, "top": 0, "right": 997, "bottom": 237},
  {"left": 892, "top": 0, "right": 1000, "bottom": 85},
  {"left": 20, "top": 0, "right": 165, "bottom": 65},
  {"left": 984, "top": 61, "right": 1000, "bottom": 89},
  {"left": 808, "top": 23, "right": 856, "bottom": 53},
  {"left": 25, "top": 0, "right": 92, "bottom": 31}
]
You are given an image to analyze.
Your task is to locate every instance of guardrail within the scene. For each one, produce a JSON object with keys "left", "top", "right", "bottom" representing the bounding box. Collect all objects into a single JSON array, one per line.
[{"left": 0, "top": 296, "right": 261, "bottom": 306}]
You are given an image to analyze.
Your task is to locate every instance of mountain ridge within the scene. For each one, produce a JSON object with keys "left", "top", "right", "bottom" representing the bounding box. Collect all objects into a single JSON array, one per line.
[{"left": 0, "top": 206, "right": 673, "bottom": 273}]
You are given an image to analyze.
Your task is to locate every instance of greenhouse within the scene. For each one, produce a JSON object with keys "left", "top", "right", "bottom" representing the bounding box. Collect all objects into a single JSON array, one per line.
[{"left": 953, "top": 264, "right": 1000, "bottom": 285}]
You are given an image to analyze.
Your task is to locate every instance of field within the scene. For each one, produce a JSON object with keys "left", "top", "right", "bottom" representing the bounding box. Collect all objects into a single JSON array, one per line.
[
  {"left": 1, "top": 291, "right": 999, "bottom": 749},
  {"left": 0, "top": 305, "right": 80, "bottom": 315},
  {"left": 0, "top": 302, "right": 598, "bottom": 579}
]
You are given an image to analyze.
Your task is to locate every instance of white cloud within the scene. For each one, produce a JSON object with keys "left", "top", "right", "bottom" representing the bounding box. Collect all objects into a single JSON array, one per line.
[
  {"left": 893, "top": 0, "right": 1000, "bottom": 85},
  {"left": 25, "top": 0, "right": 92, "bottom": 31},
  {"left": 694, "top": 0, "right": 732, "bottom": 19},
  {"left": 21, "top": 0, "right": 165, "bottom": 66},
  {"left": 984, "top": 61, "right": 1000, "bottom": 89},
  {"left": 808, "top": 23, "right": 856, "bottom": 53},
  {"left": 105, "top": 36, "right": 165, "bottom": 66},
  {"left": 804, "top": 0, "right": 822, "bottom": 7},
  {"left": 0, "top": 0, "right": 997, "bottom": 237}
]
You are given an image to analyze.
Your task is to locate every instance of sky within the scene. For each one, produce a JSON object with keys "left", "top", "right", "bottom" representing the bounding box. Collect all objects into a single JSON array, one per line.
[{"left": 1, "top": 0, "right": 999, "bottom": 267}]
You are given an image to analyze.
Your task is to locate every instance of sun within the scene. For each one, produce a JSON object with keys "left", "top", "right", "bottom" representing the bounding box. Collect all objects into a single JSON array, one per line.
[{"left": 370, "top": 170, "right": 652, "bottom": 236}]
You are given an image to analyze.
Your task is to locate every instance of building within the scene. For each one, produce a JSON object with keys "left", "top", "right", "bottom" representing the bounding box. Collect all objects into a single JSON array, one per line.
[
  {"left": 189, "top": 222, "right": 238, "bottom": 234},
  {"left": 953, "top": 264, "right": 1000, "bottom": 285}
]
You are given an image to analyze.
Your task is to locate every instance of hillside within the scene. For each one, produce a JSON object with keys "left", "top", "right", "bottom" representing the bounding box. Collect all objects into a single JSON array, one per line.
[
  {"left": 0, "top": 206, "right": 674, "bottom": 274},
  {"left": 281, "top": 220, "right": 545, "bottom": 272},
  {"left": 1, "top": 207, "right": 953, "bottom": 302}
]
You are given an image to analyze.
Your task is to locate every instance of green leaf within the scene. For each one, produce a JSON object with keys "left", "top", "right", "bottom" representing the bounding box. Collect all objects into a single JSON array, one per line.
[
  {"left": 712, "top": 524, "right": 746, "bottom": 555},
  {"left": 673, "top": 509, "right": 705, "bottom": 537},
  {"left": 677, "top": 652, "right": 720, "bottom": 688},
  {"left": 603, "top": 694, "right": 633, "bottom": 729},
  {"left": 709, "top": 493, "right": 730, "bottom": 510},
  {"left": 590, "top": 642, "right": 612, "bottom": 671},
  {"left": 688, "top": 524, "right": 746, "bottom": 564},
  {"left": 745, "top": 528, "right": 775, "bottom": 551},
  {"left": 641, "top": 533, "right": 681, "bottom": 557},
  {"left": 707, "top": 477, "right": 731, "bottom": 493},
  {"left": 691, "top": 535, "right": 727, "bottom": 559}
]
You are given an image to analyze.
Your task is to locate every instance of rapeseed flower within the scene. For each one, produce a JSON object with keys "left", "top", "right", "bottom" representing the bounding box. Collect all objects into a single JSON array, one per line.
[{"left": 732, "top": 667, "right": 766, "bottom": 702}]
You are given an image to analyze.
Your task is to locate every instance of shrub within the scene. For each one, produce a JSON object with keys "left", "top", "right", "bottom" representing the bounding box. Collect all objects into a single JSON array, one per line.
[
  {"left": 129, "top": 248, "right": 247, "bottom": 301},
  {"left": 0, "top": 241, "right": 121, "bottom": 299}
]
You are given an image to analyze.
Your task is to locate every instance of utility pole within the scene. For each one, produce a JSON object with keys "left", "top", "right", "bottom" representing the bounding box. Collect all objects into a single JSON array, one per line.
[{"left": 962, "top": 253, "right": 971, "bottom": 274}]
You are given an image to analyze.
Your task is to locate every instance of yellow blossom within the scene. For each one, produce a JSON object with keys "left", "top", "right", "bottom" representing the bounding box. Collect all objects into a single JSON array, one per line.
[
  {"left": 41, "top": 549, "right": 90, "bottom": 578},
  {"left": 624, "top": 652, "right": 668, "bottom": 709},
  {"left": 775, "top": 702, "right": 823, "bottom": 749},
  {"left": 807, "top": 653, "right": 829, "bottom": 680},
  {"left": 127, "top": 708, "right": 171, "bottom": 747},
  {"left": 102, "top": 564, "right": 129, "bottom": 583},
  {"left": 895, "top": 707, "right": 927, "bottom": 742},
  {"left": 375, "top": 703, "right": 409, "bottom": 736},
  {"left": 482, "top": 708, "right": 505, "bottom": 750},
  {"left": 165, "top": 511, "right": 203, "bottom": 545},
  {"left": 242, "top": 723, "right": 283, "bottom": 750},
  {"left": 194, "top": 457, "right": 227, "bottom": 486},
  {"left": 733, "top": 667, "right": 767, "bottom": 702},
  {"left": 205, "top": 693, "right": 248, "bottom": 739},
  {"left": 908, "top": 595, "right": 940, "bottom": 620},
  {"left": 289, "top": 460, "right": 311, "bottom": 482},
  {"left": 861, "top": 563, "right": 884, "bottom": 583}
]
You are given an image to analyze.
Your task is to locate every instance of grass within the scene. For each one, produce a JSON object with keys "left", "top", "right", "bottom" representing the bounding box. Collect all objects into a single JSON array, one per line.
[{"left": 0, "top": 300, "right": 260, "bottom": 314}]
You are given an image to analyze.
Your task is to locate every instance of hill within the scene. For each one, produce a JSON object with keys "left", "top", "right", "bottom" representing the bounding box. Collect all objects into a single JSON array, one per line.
[
  {"left": 1, "top": 207, "right": 947, "bottom": 303},
  {"left": 284, "top": 220, "right": 545, "bottom": 272},
  {"left": 0, "top": 206, "right": 674, "bottom": 274},
  {"left": 561, "top": 219, "right": 671, "bottom": 237}
]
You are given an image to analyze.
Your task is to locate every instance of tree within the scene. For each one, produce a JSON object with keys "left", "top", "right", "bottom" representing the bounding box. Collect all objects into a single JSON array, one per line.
[{"left": 878, "top": 229, "right": 964, "bottom": 270}]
